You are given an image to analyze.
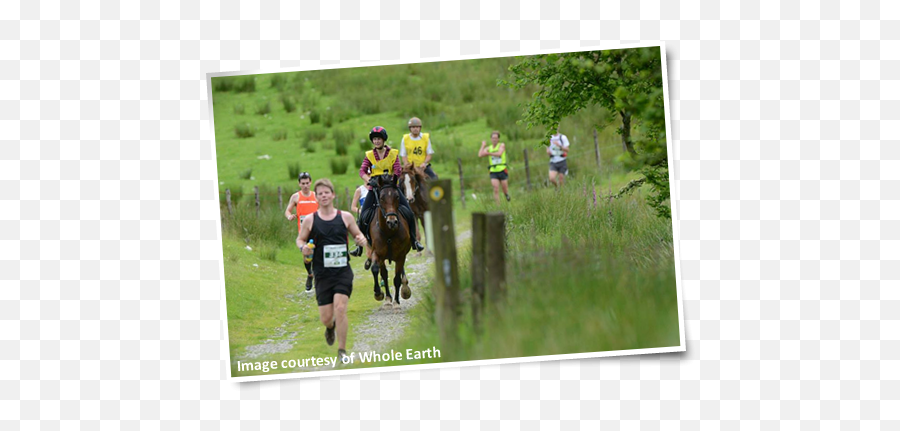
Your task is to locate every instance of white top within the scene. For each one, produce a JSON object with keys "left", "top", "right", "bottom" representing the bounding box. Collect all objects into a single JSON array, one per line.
[
  {"left": 549, "top": 133, "right": 570, "bottom": 163},
  {"left": 399, "top": 133, "right": 435, "bottom": 157}
]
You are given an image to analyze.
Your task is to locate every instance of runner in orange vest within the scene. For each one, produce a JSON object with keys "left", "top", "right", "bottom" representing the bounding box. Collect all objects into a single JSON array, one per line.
[{"left": 285, "top": 172, "right": 319, "bottom": 292}]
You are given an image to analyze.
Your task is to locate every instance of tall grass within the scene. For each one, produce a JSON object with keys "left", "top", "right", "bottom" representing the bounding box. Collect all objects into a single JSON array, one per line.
[
  {"left": 287, "top": 162, "right": 301, "bottom": 180},
  {"left": 234, "top": 123, "right": 254, "bottom": 138},
  {"left": 222, "top": 203, "right": 297, "bottom": 249},
  {"left": 396, "top": 179, "right": 678, "bottom": 362},
  {"left": 330, "top": 156, "right": 349, "bottom": 174}
]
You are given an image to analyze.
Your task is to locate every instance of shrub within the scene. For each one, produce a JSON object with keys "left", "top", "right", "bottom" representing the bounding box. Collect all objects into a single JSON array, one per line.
[
  {"left": 287, "top": 162, "right": 301, "bottom": 180},
  {"left": 234, "top": 123, "right": 254, "bottom": 138},
  {"left": 256, "top": 101, "right": 271, "bottom": 116},
  {"left": 332, "top": 128, "right": 353, "bottom": 156},
  {"left": 272, "top": 130, "right": 287, "bottom": 141},
  {"left": 270, "top": 74, "right": 287, "bottom": 90},
  {"left": 309, "top": 109, "right": 321, "bottom": 124},
  {"left": 330, "top": 157, "right": 349, "bottom": 175},
  {"left": 234, "top": 77, "right": 256, "bottom": 93},
  {"left": 301, "top": 141, "right": 316, "bottom": 153},
  {"left": 239, "top": 168, "right": 253, "bottom": 180},
  {"left": 212, "top": 77, "right": 233, "bottom": 92},
  {"left": 304, "top": 125, "right": 327, "bottom": 142},
  {"left": 357, "top": 138, "right": 370, "bottom": 153},
  {"left": 281, "top": 95, "right": 296, "bottom": 113}
]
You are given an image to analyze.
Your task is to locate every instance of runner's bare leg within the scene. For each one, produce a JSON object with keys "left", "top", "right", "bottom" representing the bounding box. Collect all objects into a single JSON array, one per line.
[{"left": 333, "top": 293, "right": 350, "bottom": 350}]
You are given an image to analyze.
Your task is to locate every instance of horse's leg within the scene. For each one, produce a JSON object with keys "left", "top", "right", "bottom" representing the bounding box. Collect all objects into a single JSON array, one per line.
[
  {"left": 398, "top": 255, "right": 410, "bottom": 300},
  {"left": 380, "top": 261, "right": 392, "bottom": 309},
  {"left": 371, "top": 256, "right": 384, "bottom": 302}
]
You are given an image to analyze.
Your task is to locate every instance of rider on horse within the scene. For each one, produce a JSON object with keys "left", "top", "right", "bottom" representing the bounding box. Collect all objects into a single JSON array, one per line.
[{"left": 351, "top": 126, "right": 425, "bottom": 255}]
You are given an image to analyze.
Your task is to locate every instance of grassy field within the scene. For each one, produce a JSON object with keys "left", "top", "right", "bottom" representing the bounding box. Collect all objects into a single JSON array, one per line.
[{"left": 211, "top": 58, "right": 679, "bottom": 376}]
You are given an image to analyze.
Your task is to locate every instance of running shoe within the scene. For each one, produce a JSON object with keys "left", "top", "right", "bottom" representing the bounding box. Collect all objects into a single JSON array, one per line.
[{"left": 325, "top": 323, "right": 335, "bottom": 346}]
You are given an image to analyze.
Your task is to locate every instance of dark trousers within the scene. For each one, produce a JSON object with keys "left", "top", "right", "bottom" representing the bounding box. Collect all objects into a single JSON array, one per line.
[{"left": 424, "top": 164, "right": 438, "bottom": 179}]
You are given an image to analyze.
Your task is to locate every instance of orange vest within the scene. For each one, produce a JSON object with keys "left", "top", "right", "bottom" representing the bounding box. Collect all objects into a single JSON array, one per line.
[{"left": 296, "top": 191, "right": 318, "bottom": 230}]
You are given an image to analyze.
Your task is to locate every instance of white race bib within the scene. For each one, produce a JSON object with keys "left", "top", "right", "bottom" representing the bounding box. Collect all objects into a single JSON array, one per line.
[
  {"left": 491, "top": 155, "right": 503, "bottom": 165},
  {"left": 323, "top": 244, "right": 348, "bottom": 268}
]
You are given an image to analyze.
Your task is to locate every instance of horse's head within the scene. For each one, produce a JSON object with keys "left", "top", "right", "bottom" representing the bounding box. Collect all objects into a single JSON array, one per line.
[
  {"left": 376, "top": 174, "right": 401, "bottom": 230},
  {"left": 401, "top": 162, "right": 428, "bottom": 203}
]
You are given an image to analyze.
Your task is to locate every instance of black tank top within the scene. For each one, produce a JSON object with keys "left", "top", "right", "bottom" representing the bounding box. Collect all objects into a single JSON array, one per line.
[{"left": 310, "top": 210, "right": 353, "bottom": 278}]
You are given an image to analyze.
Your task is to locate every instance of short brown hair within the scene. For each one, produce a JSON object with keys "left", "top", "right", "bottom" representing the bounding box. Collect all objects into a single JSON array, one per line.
[
  {"left": 491, "top": 131, "right": 501, "bottom": 138},
  {"left": 313, "top": 178, "right": 335, "bottom": 195}
]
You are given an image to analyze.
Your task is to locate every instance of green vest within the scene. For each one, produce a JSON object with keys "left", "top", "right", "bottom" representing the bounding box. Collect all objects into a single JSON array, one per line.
[{"left": 488, "top": 143, "right": 507, "bottom": 173}]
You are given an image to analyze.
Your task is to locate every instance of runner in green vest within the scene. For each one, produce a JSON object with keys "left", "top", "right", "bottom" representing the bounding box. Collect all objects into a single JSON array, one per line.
[{"left": 478, "top": 130, "right": 510, "bottom": 204}]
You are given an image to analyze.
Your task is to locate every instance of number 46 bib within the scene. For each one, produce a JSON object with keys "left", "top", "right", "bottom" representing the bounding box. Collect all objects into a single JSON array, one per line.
[{"left": 323, "top": 244, "right": 348, "bottom": 268}]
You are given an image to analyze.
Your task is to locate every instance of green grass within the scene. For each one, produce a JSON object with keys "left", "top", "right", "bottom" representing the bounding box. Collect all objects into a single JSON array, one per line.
[
  {"left": 387, "top": 179, "right": 678, "bottom": 364},
  {"left": 212, "top": 61, "right": 677, "bottom": 373}
]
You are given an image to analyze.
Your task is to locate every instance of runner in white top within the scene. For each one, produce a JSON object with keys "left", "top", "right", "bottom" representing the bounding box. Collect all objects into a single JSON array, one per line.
[{"left": 546, "top": 128, "right": 570, "bottom": 189}]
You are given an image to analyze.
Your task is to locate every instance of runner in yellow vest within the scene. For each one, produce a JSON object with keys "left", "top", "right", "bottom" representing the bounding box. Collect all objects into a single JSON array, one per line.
[
  {"left": 351, "top": 126, "right": 425, "bottom": 255},
  {"left": 478, "top": 130, "right": 511, "bottom": 203},
  {"left": 399, "top": 117, "right": 438, "bottom": 179},
  {"left": 285, "top": 172, "right": 319, "bottom": 291}
]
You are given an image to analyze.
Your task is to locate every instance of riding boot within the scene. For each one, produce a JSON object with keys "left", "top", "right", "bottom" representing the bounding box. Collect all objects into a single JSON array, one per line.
[
  {"left": 350, "top": 217, "right": 367, "bottom": 257},
  {"left": 406, "top": 213, "right": 424, "bottom": 252}
]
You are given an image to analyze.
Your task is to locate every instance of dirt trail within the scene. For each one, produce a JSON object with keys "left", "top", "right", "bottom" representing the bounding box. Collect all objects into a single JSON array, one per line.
[{"left": 236, "top": 229, "right": 471, "bottom": 370}]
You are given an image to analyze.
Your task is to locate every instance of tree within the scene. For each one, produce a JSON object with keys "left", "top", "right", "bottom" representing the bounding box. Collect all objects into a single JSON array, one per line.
[{"left": 501, "top": 47, "right": 670, "bottom": 219}]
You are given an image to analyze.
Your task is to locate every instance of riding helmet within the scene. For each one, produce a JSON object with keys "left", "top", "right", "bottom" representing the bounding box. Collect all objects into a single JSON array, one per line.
[
  {"left": 369, "top": 126, "right": 388, "bottom": 142},
  {"left": 407, "top": 117, "right": 422, "bottom": 128}
]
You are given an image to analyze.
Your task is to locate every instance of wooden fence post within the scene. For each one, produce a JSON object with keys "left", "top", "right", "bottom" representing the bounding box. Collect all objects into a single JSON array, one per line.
[
  {"left": 485, "top": 212, "right": 507, "bottom": 304},
  {"left": 254, "top": 186, "right": 260, "bottom": 218},
  {"left": 278, "top": 186, "right": 283, "bottom": 210},
  {"left": 594, "top": 128, "right": 601, "bottom": 173},
  {"left": 225, "top": 189, "right": 233, "bottom": 215},
  {"left": 524, "top": 148, "right": 532, "bottom": 191},
  {"left": 428, "top": 179, "right": 460, "bottom": 348},
  {"left": 457, "top": 158, "right": 465, "bottom": 209},
  {"left": 471, "top": 212, "right": 487, "bottom": 333}
]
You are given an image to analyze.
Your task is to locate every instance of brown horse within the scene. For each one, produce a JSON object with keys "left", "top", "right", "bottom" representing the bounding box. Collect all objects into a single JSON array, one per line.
[
  {"left": 399, "top": 162, "right": 429, "bottom": 245},
  {"left": 368, "top": 174, "right": 412, "bottom": 309}
]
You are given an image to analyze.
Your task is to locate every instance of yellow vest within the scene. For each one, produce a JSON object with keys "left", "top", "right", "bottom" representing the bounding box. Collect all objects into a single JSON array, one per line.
[
  {"left": 402, "top": 133, "right": 429, "bottom": 167},
  {"left": 488, "top": 143, "right": 507, "bottom": 173},
  {"left": 365, "top": 148, "right": 400, "bottom": 176}
]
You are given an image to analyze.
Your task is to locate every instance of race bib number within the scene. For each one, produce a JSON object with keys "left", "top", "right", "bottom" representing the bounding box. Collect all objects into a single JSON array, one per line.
[
  {"left": 299, "top": 214, "right": 306, "bottom": 222},
  {"left": 491, "top": 155, "right": 503, "bottom": 165},
  {"left": 550, "top": 142, "right": 563, "bottom": 157},
  {"left": 323, "top": 244, "right": 348, "bottom": 268}
]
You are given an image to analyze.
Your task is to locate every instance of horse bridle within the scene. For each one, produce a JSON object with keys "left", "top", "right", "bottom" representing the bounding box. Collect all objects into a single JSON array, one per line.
[{"left": 374, "top": 180, "right": 400, "bottom": 222}]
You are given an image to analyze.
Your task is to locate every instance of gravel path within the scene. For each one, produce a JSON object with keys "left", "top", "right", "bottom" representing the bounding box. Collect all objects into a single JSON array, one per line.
[{"left": 237, "top": 229, "right": 471, "bottom": 370}]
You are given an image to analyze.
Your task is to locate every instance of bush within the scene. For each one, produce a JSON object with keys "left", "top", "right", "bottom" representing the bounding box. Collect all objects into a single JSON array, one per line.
[
  {"left": 309, "top": 109, "right": 321, "bottom": 124},
  {"left": 332, "top": 128, "right": 353, "bottom": 156},
  {"left": 239, "top": 168, "right": 252, "bottom": 180},
  {"left": 256, "top": 101, "right": 271, "bottom": 116},
  {"left": 272, "top": 130, "right": 287, "bottom": 141},
  {"left": 287, "top": 162, "right": 301, "bottom": 180},
  {"left": 212, "top": 77, "right": 233, "bottom": 92},
  {"left": 301, "top": 141, "right": 316, "bottom": 153},
  {"left": 304, "top": 125, "right": 327, "bottom": 142},
  {"left": 234, "top": 77, "right": 256, "bottom": 93},
  {"left": 270, "top": 74, "right": 287, "bottom": 90},
  {"left": 281, "top": 94, "right": 296, "bottom": 113},
  {"left": 234, "top": 123, "right": 254, "bottom": 138},
  {"left": 233, "top": 104, "right": 244, "bottom": 115},
  {"left": 357, "top": 138, "right": 371, "bottom": 153},
  {"left": 330, "top": 157, "right": 349, "bottom": 175}
]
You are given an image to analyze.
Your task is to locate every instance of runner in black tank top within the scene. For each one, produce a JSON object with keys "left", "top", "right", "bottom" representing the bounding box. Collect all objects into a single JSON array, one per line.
[
  {"left": 310, "top": 210, "right": 353, "bottom": 305},
  {"left": 298, "top": 179, "right": 368, "bottom": 365}
]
